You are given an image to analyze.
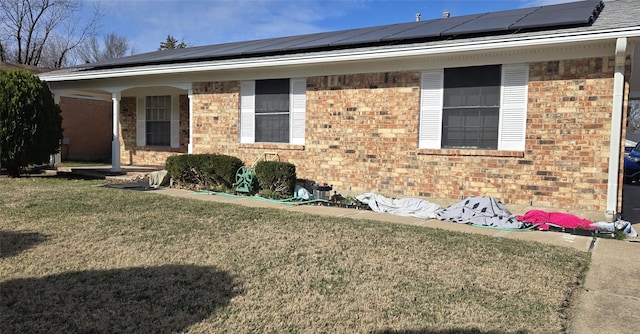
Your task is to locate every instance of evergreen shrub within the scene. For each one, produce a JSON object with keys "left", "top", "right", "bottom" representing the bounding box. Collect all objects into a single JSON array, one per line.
[
  {"left": 254, "top": 161, "right": 296, "bottom": 199},
  {"left": 165, "top": 154, "right": 243, "bottom": 190}
]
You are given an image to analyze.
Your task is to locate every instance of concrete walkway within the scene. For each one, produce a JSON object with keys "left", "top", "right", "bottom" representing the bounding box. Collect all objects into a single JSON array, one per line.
[{"left": 151, "top": 187, "right": 640, "bottom": 333}]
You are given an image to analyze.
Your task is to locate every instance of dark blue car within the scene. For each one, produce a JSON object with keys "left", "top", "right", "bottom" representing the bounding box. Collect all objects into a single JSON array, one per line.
[{"left": 624, "top": 141, "right": 640, "bottom": 184}]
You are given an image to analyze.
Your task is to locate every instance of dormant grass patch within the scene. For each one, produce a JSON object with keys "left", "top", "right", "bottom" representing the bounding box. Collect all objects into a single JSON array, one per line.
[{"left": 0, "top": 177, "right": 589, "bottom": 333}]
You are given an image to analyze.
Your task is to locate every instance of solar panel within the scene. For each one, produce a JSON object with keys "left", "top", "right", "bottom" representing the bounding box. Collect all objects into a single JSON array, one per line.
[
  {"left": 207, "top": 35, "right": 309, "bottom": 56},
  {"left": 82, "top": 0, "right": 605, "bottom": 69},
  {"left": 253, "top": 31, "right": 350, "bottom": 53},
  {"left": 511, "top": 0, "right": 603, "bottom": 30},
  {"left": 382, "top": 14, "right": 482, "bottom": 40},
  {"left": 444, "top": 8, "right": 537, "bottom": 35},
  {"left": 282, "top": 26, "right": 391, "bottom": 50},
  {"left": 329, "top": 21, "right": 427, "bottom": 46}
]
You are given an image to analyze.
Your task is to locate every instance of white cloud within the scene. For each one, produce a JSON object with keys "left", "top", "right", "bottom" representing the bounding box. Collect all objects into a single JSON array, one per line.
[{"left": 91, "top": 0, "right": 357, "bottom": 52}]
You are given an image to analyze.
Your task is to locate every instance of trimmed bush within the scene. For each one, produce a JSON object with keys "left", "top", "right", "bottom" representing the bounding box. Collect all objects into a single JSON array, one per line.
[
  {"left": 254, "top": 161, "right": 296, "bottom": 199},
  {"left": 165, "top": 154, "right": 243, "bottom": 190},
  {"left": 0, "top": 70, "right": 63, "bottom": 176},
  {"left": 207, "top": 154, "right": 245, "bottom": 189}
]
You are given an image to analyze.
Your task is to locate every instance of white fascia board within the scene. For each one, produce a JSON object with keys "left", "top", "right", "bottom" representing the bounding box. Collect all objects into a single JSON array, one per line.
[{"left": 41, "top": 26, "right": 640, "bottom": 82}]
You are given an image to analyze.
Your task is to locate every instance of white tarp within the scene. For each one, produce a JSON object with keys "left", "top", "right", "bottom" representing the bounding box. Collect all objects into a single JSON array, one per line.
[
  {"left": 356, "top": 193, "right": 443, "bottom": 219},
  {"left": 436, "top": 196, "right": 529, "bottom": 229},
  {"left": 148, "top": 170, "right": 171, "bottom": 188}
]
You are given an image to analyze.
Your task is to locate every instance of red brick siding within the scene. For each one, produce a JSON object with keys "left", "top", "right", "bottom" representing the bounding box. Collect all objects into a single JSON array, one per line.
[
  {"left": 59, "top": 96, "right": 111, "bottom": 161},
  {"left": 123, "top": 56, "right": 629, "bottom": 214}
]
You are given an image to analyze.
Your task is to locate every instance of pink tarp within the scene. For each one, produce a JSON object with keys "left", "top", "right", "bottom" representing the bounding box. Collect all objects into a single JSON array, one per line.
[{"left": 517, "top": 210, "right": 595, "bottom": 231}]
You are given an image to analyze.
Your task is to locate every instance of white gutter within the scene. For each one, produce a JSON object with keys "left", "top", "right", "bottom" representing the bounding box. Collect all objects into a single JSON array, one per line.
[
  {"left": 605, "top": 37, "right": 628, "bottom": 221},
  {"left": 40, "top": 26, "right": 640, "bottom": 82}
]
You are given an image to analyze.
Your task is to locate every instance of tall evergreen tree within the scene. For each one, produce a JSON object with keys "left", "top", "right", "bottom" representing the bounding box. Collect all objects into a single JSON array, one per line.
[
  {"left": 0, "top": 70, "right": 63, "bottom": 176},
  {"left": 159, "top": 35, "right": 187, "bottom": 50}
]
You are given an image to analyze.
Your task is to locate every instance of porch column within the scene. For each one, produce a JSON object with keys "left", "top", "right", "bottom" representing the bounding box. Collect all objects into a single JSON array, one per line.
[
  {"left": 188, "top": 89, "right": 194, "bottom": 154},
  {"left": 606, "top": 37, "right": 627, "bottom": 220},
  {"left": 50, "top": 93, "right": 62, "bottom": 167},
  {"left": 111, "top": 92, "right": 122, "bottom": 172}
]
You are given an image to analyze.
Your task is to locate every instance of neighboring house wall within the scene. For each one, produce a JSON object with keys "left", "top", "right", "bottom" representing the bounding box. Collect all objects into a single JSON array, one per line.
[
  {"left": 119, "top": 55, "right": 629, "bottom": 213},
  {"left": 58, "top": 96, "right": 112, "bottom": 161}
]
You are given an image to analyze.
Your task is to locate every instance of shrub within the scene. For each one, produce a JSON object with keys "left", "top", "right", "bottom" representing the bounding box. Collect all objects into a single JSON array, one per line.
[
  {"left": 207, "top": 154, "right": 244, "bottom": 189},
  {"left": 0, "top": 70, "right": 63, "bottom": 177},
  {"left": 165, "top": 154, "right": 243, "bottom": 190},
  {"left": 254, "top": 161, "right": 296, "bottom": 199}
]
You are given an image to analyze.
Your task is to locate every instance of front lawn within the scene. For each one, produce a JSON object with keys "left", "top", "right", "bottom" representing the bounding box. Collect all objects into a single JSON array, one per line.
[{"left": 0, "top": 178, "right": 590, "bottom": 333}]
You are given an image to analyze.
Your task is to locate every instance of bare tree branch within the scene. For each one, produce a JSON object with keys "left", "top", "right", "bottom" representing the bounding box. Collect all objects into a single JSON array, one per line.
[
  {"left": 75, "top": 32, "right": 135, "bottom": 64},
  {"left": 0, "top": 0, "right": 103, "bottom": 68},
  {"left": 629, "top": 100, "right": 640, "bottom": 134}
]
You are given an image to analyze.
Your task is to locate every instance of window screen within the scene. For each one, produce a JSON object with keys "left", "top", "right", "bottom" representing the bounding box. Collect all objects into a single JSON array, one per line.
[
  {"left": 255, "top": 79, "right": 290, "bottom": 143},
  {"left": 442, "top": 65, "right": 501, "bottom": 149},
  {"left": 145, "top": 95, "right": 171, "bottom": 146}
]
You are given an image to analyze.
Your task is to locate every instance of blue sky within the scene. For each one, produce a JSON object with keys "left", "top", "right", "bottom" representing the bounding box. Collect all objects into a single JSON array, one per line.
[{"left": 84, "top": 0, "right": 583, "bottom": 53}]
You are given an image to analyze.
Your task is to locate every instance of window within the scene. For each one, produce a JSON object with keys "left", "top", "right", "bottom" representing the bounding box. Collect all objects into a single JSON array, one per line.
[
  {"left": 136, "top": 94, "right": 180, "bottom": 148},
  {"left": 442, "top": 65, "right": 501, "bottom": 149},
  {"left": 419, "top": 63, "right": 529, "bottom": 151},
  {"left": 145, "top": 95, "right": 171, "bottom": 146},
  {"left": 240, "top": 78, "right": 306, "bottom": 145},
  {"left": 255, "top": 79, "right": 290, "bottom": 143}
]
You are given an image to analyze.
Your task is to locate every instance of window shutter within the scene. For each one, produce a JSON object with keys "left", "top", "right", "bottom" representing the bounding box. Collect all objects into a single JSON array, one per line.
[
  {"left": 290, "top": 78, "right": 306, "bottom": 145},
  {"left": 240, "top": 81, "right": 255, "bottom": 144},
  {"left": 170, "top": 95, "right": 180, "bottom": 148},
  {"left": 136, "top": 97, "right": 146, "bottom": 147},
  {"left": 419, "top": 69, "right": 444, "bottom": 149},
  {"left": 498, "top": 63, "right": 529, "bottom": 151}
]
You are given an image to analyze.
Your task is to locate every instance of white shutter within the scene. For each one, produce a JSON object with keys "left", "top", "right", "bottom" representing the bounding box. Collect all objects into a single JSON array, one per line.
[
  {"left": 290, "top": 78, "right": 306, "bottom": 145},
  {"left": 498, "top": 63, "right": 529, "bottom": 151},
  {"left": 419, "top": 69, "right": 444, "bottom": 149},
  {"left": 170, "top": 95, "right": 180, "bottom": 148},
  {"left": 136, "top": 97, "right": 146, "bottom": 147},
  {"left": 240, "top": 81, "right": 255, "bottom": 144}
]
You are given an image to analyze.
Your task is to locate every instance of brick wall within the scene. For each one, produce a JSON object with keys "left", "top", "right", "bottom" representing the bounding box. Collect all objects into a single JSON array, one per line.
[
  {"left": 59, "top": 96, "right": 112, "bottom": 161},
  {"left": 124, "top": 56, "right": 629, "bottom": 214},
  {"left": 118, "top": 95, "right": 188, "bottom": 166}
]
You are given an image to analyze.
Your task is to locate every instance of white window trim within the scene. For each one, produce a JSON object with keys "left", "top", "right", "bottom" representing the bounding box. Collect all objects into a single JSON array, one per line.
[
  {"left": 240, "top": 78, "right": 306, "bottom": 145},
  {"left": 419, "top": 63, "right": 529, "bottom": 151},
  {"left": 136, "top": 94, "right": 180, "bottom": 148}
]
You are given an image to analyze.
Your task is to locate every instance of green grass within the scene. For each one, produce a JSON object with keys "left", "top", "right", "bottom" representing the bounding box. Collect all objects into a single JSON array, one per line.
[{"left": 0, "top": 177, "right": 590, "bottom": 333}]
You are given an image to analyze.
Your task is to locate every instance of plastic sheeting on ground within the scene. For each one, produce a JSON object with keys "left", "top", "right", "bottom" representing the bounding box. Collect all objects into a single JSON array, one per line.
[
  {"left": 356, "top": 193, "right": 443, "bottom": 219},
  {"left": 592, "top": 220, "right": 638, "bottom": 238},
  {"left": 436, "top": 196, "right": 531, "bottom": 229}
]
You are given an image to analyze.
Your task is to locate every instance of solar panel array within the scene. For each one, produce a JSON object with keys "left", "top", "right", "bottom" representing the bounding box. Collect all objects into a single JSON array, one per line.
[{"left": 87, "top": 0, "right": 604, "bottom": 69}]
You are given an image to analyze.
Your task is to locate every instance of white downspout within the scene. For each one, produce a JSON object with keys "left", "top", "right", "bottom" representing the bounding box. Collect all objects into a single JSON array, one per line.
[
  {"left": 111, "top": 92, "right": 122, "bottom": 172},
  {"left": 188, "top": 89, "right": 193, "bottom": 154},
  {"left": 605, "top": 37, "right": 628, "bottom": 220}
]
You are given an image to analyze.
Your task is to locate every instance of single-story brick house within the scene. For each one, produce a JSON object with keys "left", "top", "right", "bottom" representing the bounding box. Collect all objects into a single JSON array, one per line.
[{"left": 40, "top": 0, "right": 640, "bottom": 219}]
